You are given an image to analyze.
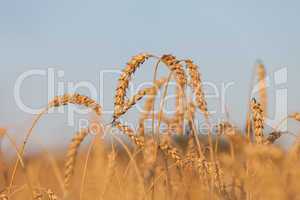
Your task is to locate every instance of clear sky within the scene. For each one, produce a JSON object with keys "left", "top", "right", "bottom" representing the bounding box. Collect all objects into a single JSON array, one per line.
[{"left": 0, "top": 0, "right": 299, "bottom": 150}]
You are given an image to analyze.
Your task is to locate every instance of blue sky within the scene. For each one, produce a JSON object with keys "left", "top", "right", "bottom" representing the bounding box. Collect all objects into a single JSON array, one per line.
[{"left": 0, "top": 0, "right": 299, "bottom": 149}]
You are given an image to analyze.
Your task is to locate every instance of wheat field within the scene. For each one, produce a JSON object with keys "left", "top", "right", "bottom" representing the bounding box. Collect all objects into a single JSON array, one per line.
[{"left": 1, "top": 53, "right": 300, "bottom": 200}]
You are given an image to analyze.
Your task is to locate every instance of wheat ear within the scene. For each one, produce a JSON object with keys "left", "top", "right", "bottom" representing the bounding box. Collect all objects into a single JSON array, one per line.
[
  {"left": 10, "top": 93, "right": 102, "bottom": 188},
  {"left": 251, "top": 98, "right": 265, "bottom": 144},
  {"left": 114, "top": 121, "right": 145, "bottom": 148},
  {"left": 185, "top": 59, "right": 208, "bottom": 116},
  {"left": 114, "top": 53, "right": 153, "bottom": 119},
  {"left": 49, "top": 93, "right": 101, "bottom": 115},
  {"left": 159, "top": 138, "right": 183, "bottom": 166},
  {"left": 64, "top": 129, "right": 89, "bottom": 196},
  {"left": 161, "top": 54, "right": 187, "bottom": 87},
  {"left": 161, "top": 55, "right": 187, "bottom": 134}
]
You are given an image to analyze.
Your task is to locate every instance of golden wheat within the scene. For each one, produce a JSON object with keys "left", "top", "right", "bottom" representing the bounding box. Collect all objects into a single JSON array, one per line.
[
  {"left": 250, "top": 98, "right": 265, "bottom": 144},
  {"left": 49, "top": 93, "right": 102, "bottom": 116},
  {"left": 113, "top": 53, "right": 153, "bottom": 119},
  {"left": 3, "top": 53, "right": 300, "bottom": 200},
  {"left": 114, "top": 121, "right": 145, "bottom": 148},
  {"left": 159, "top": 138, "right": 183, "bottom": 166},
  {"left": 10, "top": 93, "right": 102, "bottom": 189},
  {"left": 161, "top": 54, "right": 187, "bottom": 87},
  {"left": 185, "top": 59, "right": 208, "bottom": 116},
  {"left": 64, "top": 129, "right": 89, "bottom": 193},
  {"left": 161, "top": 54, "right": 187, "bottom": 134}
]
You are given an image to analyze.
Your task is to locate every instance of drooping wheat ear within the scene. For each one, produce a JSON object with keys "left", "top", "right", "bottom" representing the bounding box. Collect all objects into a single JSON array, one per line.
[
  {"left": 34, "top": 188, "right": 58, "bottom": 200},
  {"left": 64, "top": 128, "right": 89, "bottom": 194},
  {"left": 257, "top": 63, "right": 268, "bottom": 117},
  {"left": 10, "top": 93, "right": 102, "bottom": 188},
  {"left": 161, "top": 54, "right": 187, "bottom": 87},
  {"left": 263, "top": 131, "right": 282, "bottom": 145},
  {"left": 185, "top": 59, "right": 208, "bottom": 117},
  {"left": 161, "top": 55, "right": 187, "bottom": 134},
  {"left": 49, "top": 93, "right": 102, "bottom": 116},
  {"left": 114, "top": 77, "right": 167, "bottom": 120},
  {"left": 114, "top": 121, "right": 145, "bottom": 148},
  {"left": 113, "top": 53, "right": 153, "bottom": 120},
  {"left": 250, "top": 98, "right": 265, "bottom": 144}
]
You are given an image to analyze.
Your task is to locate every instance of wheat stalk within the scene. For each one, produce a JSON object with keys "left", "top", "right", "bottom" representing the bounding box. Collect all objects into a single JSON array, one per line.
[{"left": 251, "top": 98, "right": 265, "bottom": 144}]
